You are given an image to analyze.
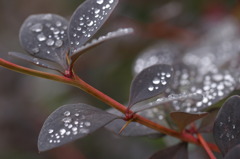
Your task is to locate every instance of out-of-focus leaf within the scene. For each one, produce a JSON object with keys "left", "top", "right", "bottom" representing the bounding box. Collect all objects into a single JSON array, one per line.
[
  {"left": 105, "top": 108, "right": 160, "bottom": 136},
  {"left": 224, "top": 144, "right": 240, "bottom": 159},
  {"left": 133, "top": 42, "right": 180, "bottom": 75},
  {"left": 38, "top": 103, "right": 117, "bottom": 152},
  {"left": 213, "top": 95, "right": 240, "bottom": 156},
  {"left": 9, "top": 52, "right": 62, "bottom": 72},
  {"left": 170, "top": 112, "right": 208, "bottom": 131},
  {"left": 70, "top": 28, "right": 134, "bottom": 64},
  {"left": 149, "top": 142, "right": 188, "bottom": 159},
  {"left": 19, "top": 14, "right": 69, "bottom": 70},
  {"left": 128, "top": 64, "right": 174, "bottom": 107},
  {"left": 198, "top": 109, "right": 218, "bottom": 133},
  {"left": 68, "top": 0, "right": 119, "bottom": 55}
]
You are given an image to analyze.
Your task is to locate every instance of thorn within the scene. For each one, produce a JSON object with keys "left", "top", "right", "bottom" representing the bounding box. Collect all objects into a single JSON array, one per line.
[{"left": 118, "top": 119, "right": 134, "bottom": 135}]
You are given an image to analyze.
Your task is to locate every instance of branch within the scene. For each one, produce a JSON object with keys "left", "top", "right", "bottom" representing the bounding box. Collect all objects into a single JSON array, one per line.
[
  {"left": 197, "top": 133, "right": 216, "bottom": 159},
  {"left": 0, "top": 58, "right": 220, "bottom": 152}
]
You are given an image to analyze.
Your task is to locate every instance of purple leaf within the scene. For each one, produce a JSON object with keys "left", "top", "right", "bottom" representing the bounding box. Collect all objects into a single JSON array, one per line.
[
  {"left": 128, "top": 64, "right": 174, "bottom": 107},
  {"left": 224, "top": 144, "right": 240, "bottom": 159},
  {"left": 198, "top": 109, "right": 218, "bottom": 133},
  {"left": 133, "top": 42, "right": 181, "bottom": 75},
  {"left": 9, "top": 52, "right": 62, "bottom": 72},
  {"left": 38, "top": 103, "right": 117, "bottom": 152},
  {"left": 70, "top": 28, "right": 133, "bottom": 64},
  {"left": 213, "top": 95, "right": 240, "bottom": 156},
  {"left": 19, "top": 14, "right": 69, "bottom": 70},
  {"left": 170, "top": 112, "right": 208, "bottom": 131},
  {"left": 149, "top": 142, "right": 188, "bottom": 159},
  {"left": 68, "top": 0, "right": 119, "bottom": 55}
]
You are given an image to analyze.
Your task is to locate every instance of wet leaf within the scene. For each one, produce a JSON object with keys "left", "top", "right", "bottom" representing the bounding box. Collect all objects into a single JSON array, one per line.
[
  {"left": 133, "top": 42, "right": 180, "bottom": 75},
  {"left": 9, "top": 52, "right": 62, "bottom": 72},
  {"left": 149, "top": 142, "right": 188, "bottom": 159},
  {"left": 38, "top": 103, "right": 117, "bottom": 152},
  {"left": 213, "top": 95, "right": 240, "bottom": 156},
  {"left": 70, "top": 28, "right": 134, "bottom": 64},
  {"left": 224, "top": 144, "right": 240, "bottom": 159},
  {"left": 170, "top": 112, "right": 208, "bottom": 131},
  {"left": 68, "top": 0, "right": 119, "bottom": 55},
  {"left": 198, "top": 109, "right": 218, "bottom": 133},
  {"left": 105, "top": 108, "right": 159, "bottom": 136},
  {"left": 19, "top": 14, "right": 69, "bottom": 70},
  {"left": 128, "top": 64, "right": 174, "bottom": 107}
]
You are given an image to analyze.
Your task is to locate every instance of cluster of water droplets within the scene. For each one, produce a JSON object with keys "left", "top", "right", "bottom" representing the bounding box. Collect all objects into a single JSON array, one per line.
[
  {"left": 218, "top": 116, "right": 238, "bottom": 141},
  {"left": 47, "top": 110, "right": 91, "bottom": 144},
  {"left": 73, "top": 28, "right": 133, "bottom": 54},
  {"left": 134, "top": 42, "right": 180, "bottom": 75},
  {"left": 148, "top": 71, "right": 172, "bottom": 92},
  {"left": 69, "top": 0, "right": 117, "bottom": 53},
  {"left": 27, "top": 14, "right": 68, "bottom": 55}
]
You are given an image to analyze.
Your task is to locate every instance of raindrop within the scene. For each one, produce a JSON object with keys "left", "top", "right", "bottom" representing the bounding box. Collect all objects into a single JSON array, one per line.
[
  {"left": 77, "top": 27, "right": 82, "bottom": 31},
  {"left": 56, "top": 21, "right": 62, "bottom": 27},
  {"left": 87, "top": 20, "right": 94, "bottom": 26},
  {"left": 64, "top": 111, "right": 71, "bottom": 116},
  {"left": 152, "top": 77, "right": 160, "bottom": 85},
  {"left": 109, "top": 0, "right": 114, "bottom": 3},
  {"left": 97, "top": 0, "right": 104, "bottom": 4},
  {"left": 161, "top": 79, "right": 167, "bottom": 85},
  {"left": 30, "top": 23, "right": 43, "bottom": 32},
  {"left": 74, "top": 121, "right": 79, "bottom": 125},
  {"left": 75, "top": 113, "right": 79, "bottom": 117},
  {"left": 105, "top": 4, "right": 110, "bottom": 8},
  {"left": 59, "top": 129, "right": 66, "bottom": 135},
  {"left": 55, "top": 40, "right": 63, "bottom": 47},
  {"left": 68, "top": 124, "right": 73, "bottom": 129},
  {"left": 95, "top": 9, "right": 100, "bottom": 14},
  {"left": 72, "top": 127, "right": 78, "bottom": 132},
  {"left": 84, "top": 122, "right": 91, "bottom": 127},
  {"left": 37, "top": 33, "right": 46, "bottom": 41},
  {"left": 79, "top": 128, "right": 89, "bottom": 134},
  {"left": 42, "top": 14, "right": 52, "bottom": 20},
  {"left": 166, "top": 73, "right": 171, "bottom": 78},
  {"left": 148, "top": 85, "right": 154, "bottom": 91},
  {"left": 48, "top": 129, "right": 54, "bottom": 134},
  {"left": 46, "top": 39, "right": 55, "bottom": 46},
  {"left": 62, "top": 117, "right": 72, "bottom": 123},
  {"left": 53, "top": 28, "right": 60, "bottom": 34},
  {"left": 32, "top": 47, "right": 39, "bottom": 54},
  {"left": 66, "top": 131, "right": 71, "bottom": 136}
]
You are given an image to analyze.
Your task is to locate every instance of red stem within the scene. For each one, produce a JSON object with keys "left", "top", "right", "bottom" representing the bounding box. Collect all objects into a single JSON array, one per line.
[
  {"left": 197, "top": 133, "right": 216, "bottom": 159},
  {"left": 0, "top": 58, "right": 220, "bottom": 152}
]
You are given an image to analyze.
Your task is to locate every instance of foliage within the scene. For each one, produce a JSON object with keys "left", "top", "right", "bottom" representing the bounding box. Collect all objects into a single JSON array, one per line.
[{"left": 1, "top": 0, "right": 240, "bottom": 158}]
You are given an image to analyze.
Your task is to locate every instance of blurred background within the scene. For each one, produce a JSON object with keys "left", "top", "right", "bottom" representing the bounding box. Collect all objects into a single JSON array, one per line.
[{"left": 0, "top": 0, "right": 239, "bottom": 158}]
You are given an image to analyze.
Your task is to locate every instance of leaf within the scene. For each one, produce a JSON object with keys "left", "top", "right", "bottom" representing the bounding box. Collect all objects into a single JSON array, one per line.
[
  {"left": 213, "top": 95, "right": 240, "bottom": 156},
  {"left": 224, "top": 144, "right": 240, "bottom": 159},
  {"left": 128, "top": 64, "right": 174, "bottom": 107},
  {"left": 170, "top": 112, "right": 208, "bottom": 131},
  {"left": 9, "top": 52, "right": 62, "bottom": 72},
  {"left": 70, "top": 28, "right": 134, "bottom": 64},
  {"left": 105, "top": 108, "right": 160, "bottom": 136},
  {"left": 19, "top": 14, "right": 69, "bottom": 70},
  {"left": 198, "top": 109, "right": 218, "bottom": 133},
  {"left": 149, "top": 142, "right": 188, "bottom": 159},
  {"left": 133, "top": 42, "right": 180, "bottom": 75},
  {"left": 68, "top": 0, "right": 119, "bottom": 55},
  {"left": 38, "top": 103, "right": 117, "bottom": 152}
]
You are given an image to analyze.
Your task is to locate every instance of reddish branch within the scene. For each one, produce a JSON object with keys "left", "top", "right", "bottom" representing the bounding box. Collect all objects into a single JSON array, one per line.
[{"left": 0, "top": 58, "right": 220, "bottom": 153}]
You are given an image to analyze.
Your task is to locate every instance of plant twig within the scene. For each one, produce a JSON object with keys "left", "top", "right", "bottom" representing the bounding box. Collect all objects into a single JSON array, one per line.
[
  {"left": 0, "top": 58, "right": 220, "bottom": 152},
  {"left": 197, "top": 133, "right": 216, "bottom": 159}
]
